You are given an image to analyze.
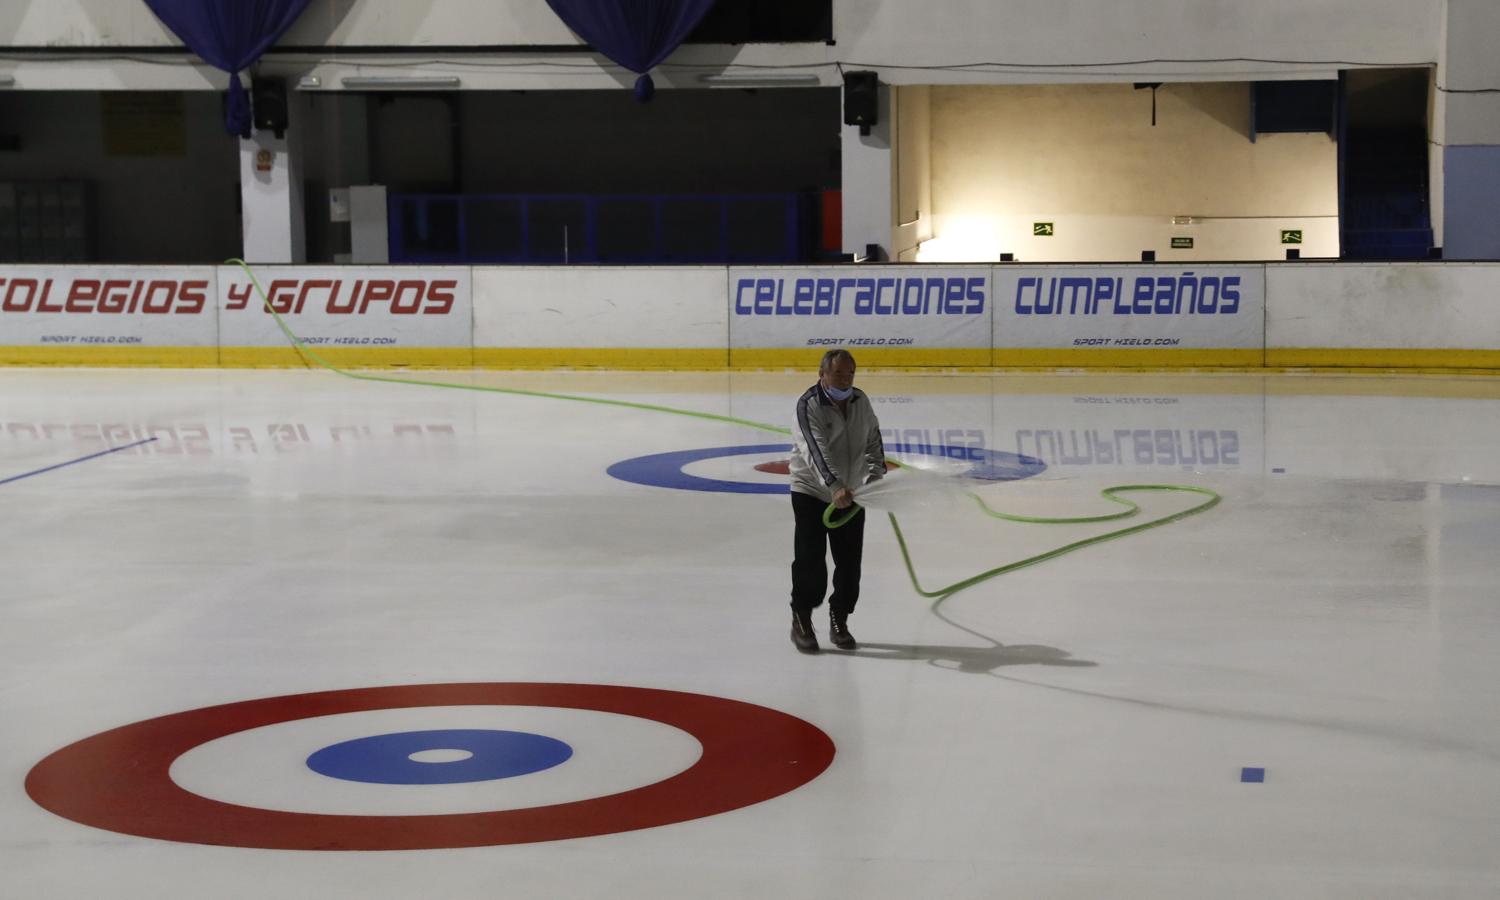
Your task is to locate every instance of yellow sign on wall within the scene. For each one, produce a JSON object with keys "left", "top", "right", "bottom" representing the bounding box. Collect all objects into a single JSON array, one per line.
[
  {"left": 102, "top": 93, "right": 187, "bottom": 158},
  {"left": 1033, "top": 223, "right": 1054, "bottom": 236}
]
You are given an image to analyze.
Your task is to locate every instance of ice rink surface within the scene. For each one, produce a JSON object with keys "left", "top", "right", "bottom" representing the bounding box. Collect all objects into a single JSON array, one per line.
[{"left": 3, "top": 367, "right": 1499, "bottom": 898}]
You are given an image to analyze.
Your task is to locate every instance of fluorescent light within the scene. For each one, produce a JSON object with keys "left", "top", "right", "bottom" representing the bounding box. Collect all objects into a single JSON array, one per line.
[
  {"left": 297, "top": 75, "right": 321, "bottom": 89},
  {"left": 341, "top": 76, "right": 461, "bottom": 90},
  {"left": 698, "top": 73, "right": 820, "bottom": 86}
]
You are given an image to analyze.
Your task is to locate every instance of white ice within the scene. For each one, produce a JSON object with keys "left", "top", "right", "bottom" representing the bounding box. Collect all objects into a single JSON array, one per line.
[{"left": 2, "top": 368, "right": 1499, "bottom": 899}]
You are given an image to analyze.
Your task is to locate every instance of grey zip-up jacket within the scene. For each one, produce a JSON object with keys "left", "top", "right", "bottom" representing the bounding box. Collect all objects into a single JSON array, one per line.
[{"left": 789, "top": 383, "right": 886, "bottom": 502}]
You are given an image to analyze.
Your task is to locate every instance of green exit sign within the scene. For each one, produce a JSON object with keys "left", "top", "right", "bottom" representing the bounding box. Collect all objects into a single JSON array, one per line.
[
  {"left": 1171, "top": 237, "right": 1194, "bottom": 249},
  {"left": 1033, "top": 222, "right": 1054, "bottom": 236},
  {"left": 1280, "top": 229, "right": 1303, "bottom": 245}
]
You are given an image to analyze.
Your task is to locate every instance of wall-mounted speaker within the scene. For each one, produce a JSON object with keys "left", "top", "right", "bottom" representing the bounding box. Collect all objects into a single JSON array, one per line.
[
  {"left": 843, "top": 71, "right": 879, "bottom": 133},
  {"left": 251, "top": 77, "right": 289, "bottom": 138}
]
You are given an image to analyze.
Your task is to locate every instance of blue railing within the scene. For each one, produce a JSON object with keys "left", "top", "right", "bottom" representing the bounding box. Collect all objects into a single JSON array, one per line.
[
  {"left": 1342, "top": 190, "right": 1433, "bottom": 259},
  {"left": 389, "top": 192, "right": 808, "bottom": 265},
  {"left": 1342, "top": 228, "right": 1434, "bottom": 260}
]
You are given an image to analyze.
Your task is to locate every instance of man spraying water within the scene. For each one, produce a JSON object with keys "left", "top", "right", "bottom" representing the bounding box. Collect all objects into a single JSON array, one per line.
[{"left": 787, "top": 349, "right": 886, "bottom": 652}]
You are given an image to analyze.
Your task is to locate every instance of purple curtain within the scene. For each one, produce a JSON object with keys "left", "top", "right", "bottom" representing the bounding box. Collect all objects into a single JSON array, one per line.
[
  {"left": 544, "top": 0, "right": 718, "bottom": 101},
  {"left": 141, "top": 0, "right": 313, "bottom": 136}
]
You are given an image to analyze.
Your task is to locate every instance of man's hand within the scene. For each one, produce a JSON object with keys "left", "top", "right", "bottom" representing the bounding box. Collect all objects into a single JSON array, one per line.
[{"left": 832, "top": 487, "right": 854, "bottom": 509}]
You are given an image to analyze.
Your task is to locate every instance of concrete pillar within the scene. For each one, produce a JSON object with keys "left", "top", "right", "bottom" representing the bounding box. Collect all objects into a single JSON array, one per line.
[
  {"left": 840, "top": 82, "right": 895, "bottom": 261},
  {"left": 1434, "top": 0, "right": 1500, "bottom": 259},
  {"left": 238, "top": 86, "right": 306, "bottom": 263},
  {"left": 891, "top": 85, "right": 932, "bottom": 262}
]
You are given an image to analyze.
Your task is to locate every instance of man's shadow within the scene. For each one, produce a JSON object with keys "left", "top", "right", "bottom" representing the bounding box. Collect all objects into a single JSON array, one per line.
[
  {"left": 828, "top": 641, "right": 1096, "bottom": 674},
  {"left": 822, "top": 595, "right": 1097, "bottom": 674}
]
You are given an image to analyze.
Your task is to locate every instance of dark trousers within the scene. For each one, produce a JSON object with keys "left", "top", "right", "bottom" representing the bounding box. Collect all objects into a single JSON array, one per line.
[{"left": 790, "top": 490, "right": 865, "bottom": 616}]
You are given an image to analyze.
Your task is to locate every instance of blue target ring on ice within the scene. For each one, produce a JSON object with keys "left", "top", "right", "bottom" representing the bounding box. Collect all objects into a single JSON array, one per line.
[
  {"left": 606, "top": 443, "right": 1046, "bottom": 494},
  {"left": 306, "top": 729, "right": 573, "bottom": 785}
]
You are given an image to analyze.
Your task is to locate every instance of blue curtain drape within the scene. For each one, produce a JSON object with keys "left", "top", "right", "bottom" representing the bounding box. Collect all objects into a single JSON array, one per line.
[
  {"left": 141, "top": 0, "right": 313, "bottom": 136},
  {"left": 544, "top": 0, "right": 718, "bottom": 101}
]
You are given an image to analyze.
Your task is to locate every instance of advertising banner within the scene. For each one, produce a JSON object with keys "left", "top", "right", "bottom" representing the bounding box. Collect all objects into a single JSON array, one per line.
[
  {"left": 0, "top": 265, "right": 217, "bottom": 363},
  {"left": 992, "top": 265, "right": 1266, "bottom": 365},
  {"left": 217, "top": 265, "right": 472, "bottom": 365},
  {"left": 728, "top": 266, "right": 993, "bottom": 366}
]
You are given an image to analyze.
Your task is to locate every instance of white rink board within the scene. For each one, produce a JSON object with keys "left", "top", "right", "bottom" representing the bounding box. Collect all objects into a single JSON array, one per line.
[
  {"left": 472, "top": 267, "right": 728, "bottom": 348},
  {"left": 1266, "top": 263, "right": 1500, "bottom": 349},
  {"left": 217, "top": 266, "right": 472, "bottom": 347},
  {"left": 5, "top": 261, "right": 1500, "bottom": 370},
  {"left": 729, "top": 266, "right": 993, "bottom": 350},
  {"left": 993, "top": 265, "right": 1266, "bottom": 349},
  {"left": 0, "top": 266, "right": 216, "bottom": 346}
]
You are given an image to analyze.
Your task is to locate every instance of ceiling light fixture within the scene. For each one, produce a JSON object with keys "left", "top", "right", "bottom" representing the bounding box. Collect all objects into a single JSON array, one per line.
[
  {"left": 341, "top": 76, "right": 461, "bottom": 90},
  {"left": 698, "top": 73, "right": 820, "bottom": 86}
]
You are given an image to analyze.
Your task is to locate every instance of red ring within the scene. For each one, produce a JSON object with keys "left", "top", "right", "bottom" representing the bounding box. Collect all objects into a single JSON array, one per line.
[
  {"left": 25, "top": 683, "right": 836, "bottom": 850},
  {"left": 753, "top": 459, "right": 896, "bottom": 475}
]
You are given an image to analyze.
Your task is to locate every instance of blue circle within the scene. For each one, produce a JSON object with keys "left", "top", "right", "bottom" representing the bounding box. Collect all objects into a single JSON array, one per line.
[
  {"left": 306, "top": 729, "right": 573, "bottom": 785},
  {"left": 606, "top": 443, "right": 1046, "bottom": 494}
]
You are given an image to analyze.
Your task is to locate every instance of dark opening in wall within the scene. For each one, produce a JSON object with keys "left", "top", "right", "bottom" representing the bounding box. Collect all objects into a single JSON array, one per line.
[
  {"left": 1251, "top": 80, "right": 1337, "bottom": 137},
  {"left": 1339, "top": 68, "right": 1434, "bottom": 260},
  {"left": 685, "top": 0, "right": 833, "bottom": 44}
]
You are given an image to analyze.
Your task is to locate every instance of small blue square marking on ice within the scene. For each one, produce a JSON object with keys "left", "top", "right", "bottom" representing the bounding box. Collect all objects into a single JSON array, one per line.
[{"left": 1241, "top": 767, "right": 1265, "bottom": 783}]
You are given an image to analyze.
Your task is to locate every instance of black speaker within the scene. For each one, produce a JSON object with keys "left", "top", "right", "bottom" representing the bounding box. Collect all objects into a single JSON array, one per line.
[
  {"left": 843, "top": 71, "right": 879, "bottom": 131},
  {"left": 251, "top": 77, "right": 289, "bottom": 138}
]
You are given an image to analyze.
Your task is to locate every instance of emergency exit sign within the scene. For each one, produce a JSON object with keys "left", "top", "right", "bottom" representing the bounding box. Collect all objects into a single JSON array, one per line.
[
  {"left": 1280, "top": 229, "right": 1303, "bottom": 244},
  {"left": 1033, "top": 223, "right": 1054, "bottom": 236}
]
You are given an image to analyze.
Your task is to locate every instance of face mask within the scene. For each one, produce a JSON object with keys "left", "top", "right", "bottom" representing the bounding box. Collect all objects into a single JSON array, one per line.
[{"left": 825, "top": 384, "right": 854, "bottom": 401}]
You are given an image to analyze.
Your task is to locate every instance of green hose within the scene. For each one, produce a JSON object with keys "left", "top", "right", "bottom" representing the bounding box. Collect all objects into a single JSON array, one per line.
[
  {"left": 229, "top": 259, "right": 1222, "bottom": 601},
  {"left": 822, "top": 503, "right": 865, "bottom": 529},
  {"left": 887, "top": 485, "right": 1220, "bottom": 598}
]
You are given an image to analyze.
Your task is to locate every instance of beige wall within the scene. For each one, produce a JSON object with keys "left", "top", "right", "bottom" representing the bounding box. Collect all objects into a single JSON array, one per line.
[
  {"left": 922, "top": 83, "right": 1339, "bottom": 262},
  {"left": 892, "top": 86, "right": 932, "bottom": 261}
]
